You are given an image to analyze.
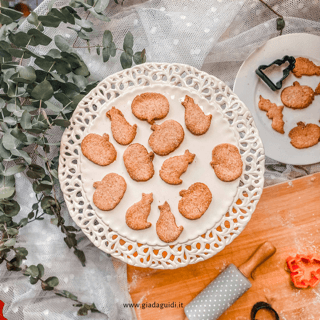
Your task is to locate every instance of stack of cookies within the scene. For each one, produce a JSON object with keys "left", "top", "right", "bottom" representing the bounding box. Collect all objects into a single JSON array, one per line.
[
  {"left": 81, "top": 93, "right": 243, "bottom": 243},
  {"left": 259, "top": 57, "right": 320, "bottom": 149}
]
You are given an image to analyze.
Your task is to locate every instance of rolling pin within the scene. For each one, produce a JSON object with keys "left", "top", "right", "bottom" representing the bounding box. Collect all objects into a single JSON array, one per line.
[{"left": 184, "top": 241, "right": 276, "bottom": 320}]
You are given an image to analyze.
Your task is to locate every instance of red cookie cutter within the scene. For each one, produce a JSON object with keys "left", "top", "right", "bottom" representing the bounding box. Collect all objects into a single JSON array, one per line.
[{"left": 286, "top": 254, "right": 320, "bottom": 288}]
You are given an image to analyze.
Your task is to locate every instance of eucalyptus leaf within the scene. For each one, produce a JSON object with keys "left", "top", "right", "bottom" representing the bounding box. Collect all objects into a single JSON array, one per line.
[
  {"left": 2, "top": 132, "right": 21, "bottom": 150},
  {"left": 26, "top": 265, "right": 39, "bottom": 278},
  {"left": 30, "top": 277, "right": 39, "bottom": 285},
  {"left": 88, "top": 7, "right": 110, "bottom": 21},
  {"left": 45, "top": 276, "right": 59, "bottom": 287},
  {"left": 3, "top": 200, "right": 20, "bottom": 216},
  {"left": 11, "top": 149, "right": 32, "bottom": 164},
  {"left": 7, "top": 228, "right": 18, "bottom": 235},
  {"left": 133, "top": 49, "right": 146, "bottom": 65},
  {"left": 102, "top": 30, "right": 112, "bottom": 47},
  {"left": 0, "top": 13, "right": 13, "bottom": 25},
  {"left": 50, "top": 8, "right": 68, "bottom": 23},
  {"left": 1, "top": 7, "right": 23, "bottom": 20},
  {"left": 102, "top": 48, "right": 110, "bottom": 62},
  {"left": 60, "top": 7, "right": 75, "bottom": 24},
  {"left": 120, "top": 51, "right": 132, "bottom": 69},
  {"left": 17, "top": 66, "right": 37, "bottom": 83},
  {"left": 38, "top": 15, "right": 62, "bottom": 28},
  {"left": 54, "top": 35, "right": 71, "bottom": 52},
  {"left": 8, "top": 32, "right": 31, "bottom": 47},
  {"left": 20, "top": 111, "right": 32, "bottom": 130},
  {"left": 27, "top": 29, "right": 52, "bottom": 46},
  {"left": 31, "top": 80, "right": 54, "bottom": 101},
  {"left": 123, "top": 31, "right": 133, "bottom": 52},
  {"left": 53, "top": 119, "right": 70, "bottom": 127},
  {"left": 16, "top": 247, "right": 28, "bottom": 257},
  {"left": 3, "top": 164, "right": 26, "bottom": 176},
  {"left": 4, "top": 238, "right": 16, "bottom": 247},
  {"left": 7, "top": 48, "right": 31, "bottom": 59},
  {"left": 94, "top": 0, "right": 109, "bottom": 13},
  {"left": 19, "top": 218, "right": 28, "bottom": 227},
  {"left": 0, "top": 186, "right": 15, "bottom": 199},
  {"left": 3, "top": 117, "right": 16, "bottom": 125},
  {"left": 37, "top": 264, "right": 45, "bottom": 278},
  {"left": 27, "top": 12, "right": 39, "bottom": 26}
]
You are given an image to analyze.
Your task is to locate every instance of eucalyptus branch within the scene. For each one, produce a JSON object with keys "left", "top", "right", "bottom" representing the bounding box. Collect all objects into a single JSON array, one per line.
[{"left": 258, "top": 0, "right": 285, "bottom": 35}]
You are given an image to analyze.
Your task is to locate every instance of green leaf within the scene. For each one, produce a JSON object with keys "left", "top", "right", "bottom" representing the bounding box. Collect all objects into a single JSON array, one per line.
[
  {"left": 73, "top": 60, "right": 89, "bottom": 76},
  {"left": 8, "top": 32, "right": 31, "bottom": 47},
  {"left": 28, "top": 212, "right": 34, "bottom": 219},
  {"left": 37, "top": 264, "right": 44, "bottom": 278},
  {"left": 277, "top": 17, "right": 285, "bottom": 31},
  {"left": 45, "top": 276, "right": 59, "bottom": 287},
  {"left": 31, "top": 80, "right": 54, "bottom": 101},
  {"left": 0, "top": 186, "right": 14, "bottom": 199},
  {"left": 53, "top": 119, "right": 70, "bottom": 127},
  {"left": 102, "top": 30, "right": 112, "bottom": 47},
  {"left": 30, "top": 277, "right": 38, "bottom": 285},
  {"left": 21, "top": 111, "right": 32, "bottom": 130},
  {"left": 123, "top": 31, "right": 133, "bottom": 52},
  {"left": 34, "top": 57, "right": 55, "bottom": 71},
  {"left": 72, "top": 75, "right": 88, "bottom": 91},
  {"left": 7, "top": 228, "right": 18, "bottom": 235},
  {"left": 3, "top": 117, "right": 16, "bottom": 125},
  {"left": 94, "top": 0, "right": 109, "bottom": 13},
  {"left": 0, "top": 13, "right": 13, "bottom": 25},
  {"left": 102, "top": 48, "right": 110, "bottom": 62},
  {"left": 16, "top": 66, "right": 37, "bottom": 84},
  {"left": 27, "top": 29, "right": 52, "bottom": 46},
  {"left": 16, "top": 247, "right": 28, "bottom": 257},
  {"left": 38, "top": 15, "right": 62, "bottom": 28},
  {"left": 77, "top": 306, "right": 88, "bottom": 316},
  {"left": 45, "top": 101, "right": 63, "bottom": 113},
  {"left": 1, "top": 7, "right": 23, "bottom": 20},
  {"left": 133, "top": 49, "right": 146, "bottom": 65},
  {"left": 19, "top": 217, "right": 28, "bottom": 226},
  {"left": 120, "top": 52, "right": 132, "bottom": 69},
  {"left": 2, "top": 132, "right": 20, "bottom": 150},
  {"left": 96, "top": 46, "right": 100, "bottom": 55},
  {"left": 60, "top": 7, "right": 75, "bottom": 25},
  {"left": 54, "top": 35, "right": 71, "bottom": 52},
  {"left": 26, "top": 265, "right": 39, "bottom": 278},
  {"left": 27, "top": 12, "right": 40, "bottom": 26},
  {"left": 41, "top": 196, "right": 56, "bottom": 210},
  {"left": 54, "top": 59, "right": 72, "bottom": 75},
  {"left": 11, "top": 126, "right": 27, "bottom": 143},
  {"left": 3, "top": 164, "right": 26, "bottom": 176},
  {"left": 88, "top": 7, "right": 110, "bottom": 21},
  {"left": 3, "top": 200, "right": 20, "bottom": 216},
  {"left": 74, "top": 249, "right": 86, "bottom": 267},
  {"left": 11, "top": 149, "right": 32, "bottom": 164},
  {"left": 4, "top": 238, "right": 16, "bottom": 247},
  {"left": 50, "top": 217, "right": 58, "bottom": 225}
]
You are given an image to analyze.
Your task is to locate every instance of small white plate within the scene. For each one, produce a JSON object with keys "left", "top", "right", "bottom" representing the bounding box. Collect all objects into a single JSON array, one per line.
[{"left": 234, "top": 33, "right": 320, "bottom": 165}]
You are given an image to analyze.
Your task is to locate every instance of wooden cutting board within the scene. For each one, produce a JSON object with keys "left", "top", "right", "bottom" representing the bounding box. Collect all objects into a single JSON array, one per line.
[{"left": 127, "top": 173, "right": 320, "bottom": 320}]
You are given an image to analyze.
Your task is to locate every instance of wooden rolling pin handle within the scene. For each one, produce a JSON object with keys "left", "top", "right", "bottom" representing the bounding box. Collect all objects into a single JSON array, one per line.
[{"left": 238, "top": 241, "right": 276, "bottom": 279}]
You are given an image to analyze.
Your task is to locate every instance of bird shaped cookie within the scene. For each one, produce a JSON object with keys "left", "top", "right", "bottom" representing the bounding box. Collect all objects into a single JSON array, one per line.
[
  {"left": 181, "top": 95, "right": 212, "bottom": 135},
  {"left": 106, "top": 107, "right": 137, "bottom": 145}
]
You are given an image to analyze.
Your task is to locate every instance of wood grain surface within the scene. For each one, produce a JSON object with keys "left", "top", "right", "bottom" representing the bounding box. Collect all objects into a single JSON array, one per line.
[{"left": 127, "top": 173, "right": 320, "bottom": 320}]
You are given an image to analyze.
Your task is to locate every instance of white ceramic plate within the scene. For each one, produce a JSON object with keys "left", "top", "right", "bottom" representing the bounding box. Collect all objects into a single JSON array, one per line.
[
  {"left": 59, "top": 63, "right": 265, "bottom": 269},
  {"left": 234, "top": 33, "right": 320, "bottom": 165}
]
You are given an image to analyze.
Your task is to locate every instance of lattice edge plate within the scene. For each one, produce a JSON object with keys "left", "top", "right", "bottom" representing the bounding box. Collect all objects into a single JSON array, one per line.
[{"left": 58, "top": 63, "right": 265, "bottom": 269}]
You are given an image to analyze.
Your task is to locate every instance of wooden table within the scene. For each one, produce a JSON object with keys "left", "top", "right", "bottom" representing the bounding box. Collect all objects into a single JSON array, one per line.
[{"left": 128, "top": 173, "right": 320, "bottom": 320}]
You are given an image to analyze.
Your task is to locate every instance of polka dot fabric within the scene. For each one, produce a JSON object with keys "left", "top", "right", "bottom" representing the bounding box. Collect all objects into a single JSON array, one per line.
[{"left": 184, "top": 264, "right": 251, "bottom": 320}]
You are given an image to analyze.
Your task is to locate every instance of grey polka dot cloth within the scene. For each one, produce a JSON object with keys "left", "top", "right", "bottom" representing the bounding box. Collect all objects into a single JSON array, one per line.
[{"left": 184, "top": 264, "right": 251, "bottom": 320}]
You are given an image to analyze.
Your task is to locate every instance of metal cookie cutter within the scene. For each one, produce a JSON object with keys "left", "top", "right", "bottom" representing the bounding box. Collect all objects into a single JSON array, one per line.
[{"left": 255, "top": 55, "right": 296, "bottom": 91}]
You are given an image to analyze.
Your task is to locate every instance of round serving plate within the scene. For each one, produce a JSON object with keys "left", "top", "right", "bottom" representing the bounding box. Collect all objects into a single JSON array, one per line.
[
  {"left": 59, "top": 63, "right": 265, "bottom": 269},
  {"left": 234, "top": 33, "right": 320, "bottom": 165}
]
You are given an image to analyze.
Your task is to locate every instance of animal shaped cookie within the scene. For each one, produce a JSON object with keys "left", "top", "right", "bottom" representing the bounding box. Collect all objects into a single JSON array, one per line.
[
  {"left": 148, "top": 120, "right": 184, "bottom": 156},
  {"left": 106, "top": 107, "right": 137, "bottom": 145},
  {"left": 93, "top": 173, "right": 126, "bottom": 211},
  {"left": 181, "top": 95, "right": 212, "bottom": 135},
  {"left": 258, "top": 96, "right": 285, "bottom": 134},
  {"left": 131, "top": 92, "right": 170, "bottom": 124},
  {"left": 81, "top": 133, "right": 117, "bottom": 166},
  {"left": 292, "top": 57, "right": 320, "bottom": 78},
  {"left": 288, "top": 122, "right": 320, "bottom": 149},
  {"left": 156, "top": 202, "right": 183, "bottom": 243},
  {"left": 159, "top": 150, "right": 195, "bottom": 185},
  {"left": 126, "top": 193, "right": 153, "bottom": 230},
  {"left": 123, "top": 143, "right": 154, "bottom": 182},
  {"left": 178, "top": 183, "right": 212, "bottom": 220},
  {"left": 281, "top": 82, "right": 314, "bottom": 109},
  {"left": 210, "top": 143, "right": 243, "bottom": 182}
]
